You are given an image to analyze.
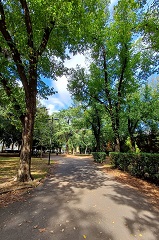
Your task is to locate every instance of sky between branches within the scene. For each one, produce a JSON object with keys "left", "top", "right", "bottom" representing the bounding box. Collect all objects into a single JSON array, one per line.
[
  {"left": 40, "top": 0, "right": 155, "bottom": 114},
  {"left": 41, "top": 0, "right": 119, "bottom": 114}
]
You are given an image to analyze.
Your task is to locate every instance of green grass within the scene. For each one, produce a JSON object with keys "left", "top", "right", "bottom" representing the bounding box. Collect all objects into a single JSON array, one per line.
[{"left": 0, "top": 157, "right": 50, "bottom": 184}]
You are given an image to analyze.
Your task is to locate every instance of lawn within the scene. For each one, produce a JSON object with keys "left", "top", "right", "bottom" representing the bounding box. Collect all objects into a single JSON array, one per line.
[
  {"left": 0, "top": 156, "right": 53, "bottom": 207},
  {"left": 0, "top": 156, "right": 52, "bottom": 194},
  {"left": 0, "top": 156, "right": 50, "bottom": 184}
]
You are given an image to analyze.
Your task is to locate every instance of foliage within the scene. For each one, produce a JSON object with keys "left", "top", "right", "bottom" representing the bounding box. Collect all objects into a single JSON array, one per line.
[
  {"left": 141, "top": 0, "right": 159, "bottom": 52},
  {"left": 33, "top": 105, "right": 50, "bottom": 150},
  {"left": 53, "top": 107, "right": 94, "bottom": 153},
  {"left": 109, "top": 152, "right": 159, "bottom": 184},
  {"left": 68, "top": 0, "right": 159, "bottom": 152},
  {"left": 0, "top": 105, "right": 22, "bottom": 150},
  {"left": 92, "top": 152, "right": 106, "bottom": 163}
]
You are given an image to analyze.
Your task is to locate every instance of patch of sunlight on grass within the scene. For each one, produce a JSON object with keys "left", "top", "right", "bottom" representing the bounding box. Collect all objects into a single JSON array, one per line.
[
  {"left": 0, "top": 157, "right": 19, "bottom": 183},
  {"left": 31, "top": 158, "right": 49, "bottom": 180},
  {"left": 0, "top": 157, "right": 51, "bottom": 183}
]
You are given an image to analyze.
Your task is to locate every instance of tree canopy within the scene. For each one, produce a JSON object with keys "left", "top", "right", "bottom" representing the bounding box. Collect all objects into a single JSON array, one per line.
[{"left": 0, "top": 0, "right": 109, "bottom": 181}]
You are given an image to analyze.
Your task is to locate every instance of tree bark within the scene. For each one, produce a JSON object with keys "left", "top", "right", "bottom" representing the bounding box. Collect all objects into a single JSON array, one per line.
[
  {"left": 16, "top": 119, "right": 33, "bottom": 181},
  {"left": 92, "top": 123, "right": 101, "bottom": 152},
  {"left": 114, "top": 136, "right": 121, "bottom": 152},
  {"left": 128, "top": 118, "right": 139, "bottom": 152},
  {"left": 16, "top": 91, "right": 36, "bottom": 182},
  {"left": 66, "top": 138, "right": 69, "bottom": 154},
  {"left": 85, "top": 146, "right": 88, "bottom": 154}
]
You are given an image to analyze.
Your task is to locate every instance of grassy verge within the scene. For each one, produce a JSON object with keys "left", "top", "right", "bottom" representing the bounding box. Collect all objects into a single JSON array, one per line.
[
  {"left": 0, "top": 156, "right": 53, "bottom": 207},
  {"left": 0, "top": 156, "right": 52, "bottom": 195},
  {"left": 0, "top": 157, "right": 50, "bottom": 184}
]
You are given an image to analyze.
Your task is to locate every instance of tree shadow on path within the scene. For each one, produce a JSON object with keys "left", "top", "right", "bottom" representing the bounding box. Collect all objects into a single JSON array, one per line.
[{"left": 0, "top": 155, "right": 158, "bottom": 240}]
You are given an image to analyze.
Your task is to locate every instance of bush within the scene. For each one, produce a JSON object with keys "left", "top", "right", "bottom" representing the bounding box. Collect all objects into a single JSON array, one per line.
[
  {"left": 92, "top": 152, "right": 106, "bottom": 163},
  {"left": 109, "top": 152, "right": 159, "bottom": 184}
]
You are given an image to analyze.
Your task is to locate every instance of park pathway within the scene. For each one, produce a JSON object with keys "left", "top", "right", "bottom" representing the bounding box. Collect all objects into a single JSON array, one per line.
[{"left": 0, "top": 155, "right": 159, "bottom": 240}]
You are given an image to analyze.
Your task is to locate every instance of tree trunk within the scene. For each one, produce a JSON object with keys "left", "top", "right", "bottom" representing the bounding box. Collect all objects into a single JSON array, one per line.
[
  {"left": 85, "top": 146, "right": 88, "bottom": 154},
  {"left": 128, "top": 118, "right": 139, "bottom": 152},
  {"left": 66, "top": 143, "right": 69, "bottom": 154},
  {"left": 11, "top": 143, "right": 14, "bottom": 150},
  {"left": 110, "top": 112, "right": 121, "bottom": 152},
  {"left": 129, "top": 136, "right": 136, "bottom": 152},
  {"left": 92, "top": 118, "right": 101, "bottom": 152},
  {"left": 16, "top": 93, "right": 36, "bottom": 182},
  {"left": 114, "top": 137, "right": 120, "bottom": 152},
  {"left": 40, "top": 146, "right": 43, "bottom": 159},
  {"left": 96, "top": 135, "right": 101, "bottom": 152},
  {"left": 2, "top": 141, "right": 5, "bottom": 152}
]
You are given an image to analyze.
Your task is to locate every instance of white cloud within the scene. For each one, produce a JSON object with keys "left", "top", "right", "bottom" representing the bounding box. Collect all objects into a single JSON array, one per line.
[
  {"left": 41, "top": 53, "right": 87, "bottom": 114},
  {"left": 41, "top": 96, "right": 65, "bottom": 115},
  {"left": 110, "top": 0, "right": 118, "bottom": 4},
  {"left": 64, "top": 53, "right": 87, "bottom": 68}
]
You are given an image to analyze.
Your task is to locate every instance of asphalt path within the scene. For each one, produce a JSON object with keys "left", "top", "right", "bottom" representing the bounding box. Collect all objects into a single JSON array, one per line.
[{"left": 0, "top": 155, "right": 159, "bottom": 240}]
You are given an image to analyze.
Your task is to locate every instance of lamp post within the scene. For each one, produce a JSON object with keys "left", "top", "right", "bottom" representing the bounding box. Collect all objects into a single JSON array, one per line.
[
  {"left": 64, "top": 118, "right": 70, "bottom": 154},
  {"left": 48, "top": 117, "right": 59, "bottom": 165}
]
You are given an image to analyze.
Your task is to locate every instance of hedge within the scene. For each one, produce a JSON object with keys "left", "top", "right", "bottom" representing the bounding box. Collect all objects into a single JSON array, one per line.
[
  {"left": 109, "top": 152, "right": 159, "bottom": 184},
  {"left": 92, "top": 152, "right": 106, "bottom": 163}
]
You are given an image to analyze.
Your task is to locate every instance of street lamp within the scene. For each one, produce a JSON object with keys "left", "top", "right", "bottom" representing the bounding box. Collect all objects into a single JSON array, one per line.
[
  {"left": 64, "top": 117, "right": 70, "bottom": 154},
  {"left": 48, "top": 117, "right": 59, "bottom": 165}
]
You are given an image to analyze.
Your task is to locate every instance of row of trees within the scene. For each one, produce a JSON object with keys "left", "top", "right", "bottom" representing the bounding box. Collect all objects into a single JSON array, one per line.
[
  {"left": 68, "top": 0, "right": 159, "bottom": 152},
  {"left": 1, "top": 89, "right": 158, "bottom": 156},
  {"left": 0, "top": 0, "right": 158, "bottom": 181}
]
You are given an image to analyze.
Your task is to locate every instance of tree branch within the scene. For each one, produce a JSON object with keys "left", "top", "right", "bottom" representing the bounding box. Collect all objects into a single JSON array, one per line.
[
  {"left": 102, "top": 46, "right": 112, "bottom": 111},
  {"left": 19, "top": 0, "right": 34, "bottom": 49},
  {"left": 37, "top": 21, "right": 56, "bottom": 57},
  {"left": 0, "top": 1, "right": 28, "bottom": 92},
  {"left": 118, "top": 43, "right": 128, "bottom": 99},
  {"left": 91, "top": 94, "right": 111, "bottom": 115}
]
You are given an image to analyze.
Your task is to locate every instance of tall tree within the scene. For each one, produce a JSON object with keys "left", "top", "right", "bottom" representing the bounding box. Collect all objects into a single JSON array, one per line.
[
  {"left": 69, "top": 0, "right": 138, "bottom": 150},
  {"left": 0, "top": 0, "right": 107, "bottom": 181},
  {"left": 68, "top": 0, "right": 159, "bottom": 151}
]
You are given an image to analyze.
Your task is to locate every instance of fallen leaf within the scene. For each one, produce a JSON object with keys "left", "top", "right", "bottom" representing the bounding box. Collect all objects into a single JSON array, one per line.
[
  {"left": 83, "top": 235, "right": 87, "bottom": 239},
  {"left": 33, "top": 225, "right": 38, "bottom": 229},
  {"left": 39, "top": 228, "right": 46, "bottom": 233}
]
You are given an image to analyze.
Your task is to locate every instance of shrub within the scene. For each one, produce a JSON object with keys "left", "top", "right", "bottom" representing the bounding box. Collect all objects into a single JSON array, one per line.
[
  {"left": 92, "top": 152, "right": 106, "bottom": 163},
  {"left": 109, "top": 152, "right": 159, "bottom": 184}
]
